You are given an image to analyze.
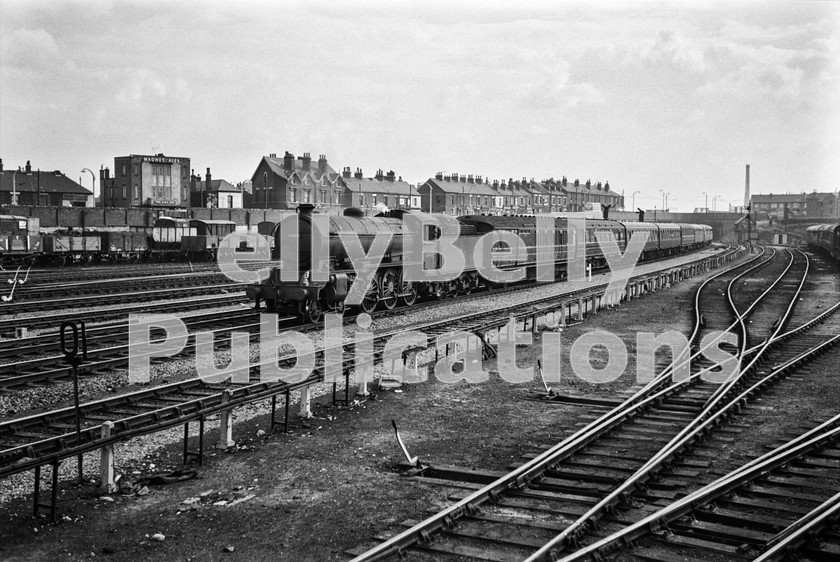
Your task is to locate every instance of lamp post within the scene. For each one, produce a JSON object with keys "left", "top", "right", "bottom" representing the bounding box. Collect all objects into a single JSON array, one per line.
[
  {"left": 11, "top": 169, "right": 18, "bottom": 206},
  {"left": 702, "top": 192, "right": 708, "bottom": 213},
  {"left": 631, "top": 190, "right": 640, "bottom": 212},
  {"left": 81, "top": 168, "right": 95, "bottom": 202},
  {"left": 713, "top": 195, "right": 721, "bottom": 211}
]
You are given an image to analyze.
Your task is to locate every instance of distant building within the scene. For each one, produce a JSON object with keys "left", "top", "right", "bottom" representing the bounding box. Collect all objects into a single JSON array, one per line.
[
  {"left": 250, "top": 152, "right": 344, "bottom": 210},
  {"left": 190, "top": 169, "right": 243, "bottom": 208},
  {"left": 419, "top": 173, "right": 501, "bottom": 215},
  {"left": 0, "top": 159, "right": 93, "bottom": 207},
  {"left": 751, "top": 191, "right": 838, "bottom": 219},
  {"left": 341, "top": 168, "right": 418, "bottom": 214},
  {"left": 100, "top": 153, "right": 191, "bottom": 208},
  {"left": 554, "top": 177, "right": 623, "bottom": 212}
]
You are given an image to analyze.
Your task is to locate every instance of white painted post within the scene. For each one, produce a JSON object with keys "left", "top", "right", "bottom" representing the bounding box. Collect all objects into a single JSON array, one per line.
[
  {"left": 217, "top": 390, "right": 234, "bottom": 449},
  {"left": 99, "top": 421, "right": 116, "bottom": 493},
  {"left": 299, "top": 385, "right": 312, "bottom": 418}
]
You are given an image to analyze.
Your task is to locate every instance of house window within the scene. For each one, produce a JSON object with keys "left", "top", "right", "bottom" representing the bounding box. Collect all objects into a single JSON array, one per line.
[
  {"left": 333, "top": 191, "right": 341, "bottom": 205},
  {"left": 182, "top": 188, "right": 187, "bottom": 200},
  {"left": 320, "top": 189, "right": 326, "bottom": 202},
  {"left": 290, "top": 188, "right": 297, "bottom": 203},
  {"left": 359, "top": 194, "right": 365, "bottom": 206},
  {"left": 371, "top": 194, "right": 377, "bottom": 205},
  {"left": 122, "top": 185, "right": 126, "bottom": 199},
  {"left": 382, "top": 195, "right": 388, "bottom": 206},
  {"left": 122, "top": 165, "right": 127, "bottom": 177},
  {"left": 228, "top": 195, "right": 234, "bottom": 208},
  {"left": 134, "top": 185, "right": 139, "bottom": 199},
  {"left": 133, "top": 163, "right": 139, "bottom": 176},
  {"left": 303, "top": 190, "right": 311, "bottom": 203}
]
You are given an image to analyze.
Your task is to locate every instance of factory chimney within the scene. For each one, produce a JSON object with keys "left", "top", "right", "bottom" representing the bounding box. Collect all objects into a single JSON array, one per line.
[{"left": 744, "top": 164, "right": 750, "bottom": 208}]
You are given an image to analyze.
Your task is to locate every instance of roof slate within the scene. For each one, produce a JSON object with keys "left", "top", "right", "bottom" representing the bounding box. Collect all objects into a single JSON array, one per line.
[{"left": 0, "top": 170, "right": 92, "bottom": 194}]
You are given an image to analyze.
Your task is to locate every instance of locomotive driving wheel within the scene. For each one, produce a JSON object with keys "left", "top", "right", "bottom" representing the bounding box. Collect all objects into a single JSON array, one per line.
[
  {"left": 380, "top": 270, "right": 399, "bottom": 310},
  {"left": 360, "top": 278, "right": 379, "bottom": 314},
  {"left": 299, "top": 299, "right": 324, "bottom": 325},
  {"left": 400, "top": 281, "right": 418, "bottom": 307}
]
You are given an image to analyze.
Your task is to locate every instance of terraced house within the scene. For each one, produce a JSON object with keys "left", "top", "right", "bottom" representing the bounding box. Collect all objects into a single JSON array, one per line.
[
  {"left": 341, "top": 168, "right": 419, "bottom": 214},
  {"left": 250, "top": 152, "right": 346, "bottom": 210}
]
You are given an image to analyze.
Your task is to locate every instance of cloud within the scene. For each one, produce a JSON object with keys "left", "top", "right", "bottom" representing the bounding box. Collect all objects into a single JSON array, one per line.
[
  {"left": 0, "top": 28, "right": 65, "bottom": 71},
  {"left": 116, "top": 69, "right": 169, "bottom": 104}
]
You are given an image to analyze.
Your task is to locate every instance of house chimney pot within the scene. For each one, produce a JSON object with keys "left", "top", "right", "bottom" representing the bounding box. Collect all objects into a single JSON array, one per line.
[
  {"left": 354, "top": 168, "right": 363, "bottom": 179},
  {"left": 342, "top": 167, "right": 351, "bottom": 178},
  {"left": 284, "top": 152, "right": 294, "bottom": 170},
  {"left": 435, "top": 172, "right": 443, "bottom": 180},
  {"left": 386, "top": 170, "right": 396, "bottom": 182},
  {"left": 301, "top": 153, "right": 311, "bottom": 171},
  {"left": 25, "top": 160, "right": 32, "bottom": 173},
  {"left": 318, "top": 154, "right": 328, "bottom": 172}
]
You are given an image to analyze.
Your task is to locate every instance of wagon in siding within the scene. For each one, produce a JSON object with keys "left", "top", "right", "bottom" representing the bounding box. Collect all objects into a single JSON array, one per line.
[
  {"left": 0, "top": 215, "right": 41, "bottom": 266},
  {"left": 181, "top": 219, "right": 237, "bottom": 261}
]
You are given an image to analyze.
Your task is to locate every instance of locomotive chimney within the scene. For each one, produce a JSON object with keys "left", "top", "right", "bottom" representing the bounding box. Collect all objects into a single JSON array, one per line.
[
  {"left": 744, "top": 164, "right": 750, "bottom": 208},
  {"left": 298, "top": 203, "right": 315, "bottom": 216}
]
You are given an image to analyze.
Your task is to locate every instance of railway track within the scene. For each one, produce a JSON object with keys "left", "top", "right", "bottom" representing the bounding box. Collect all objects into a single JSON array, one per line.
[
  {"left": 0, "top": 246, "right": 737, "bottom": 390},
  {"left": 0, "top": 245, "right": 744, "bottom": 487},
  {"left": 347, "top": 248, "right": 840, "bottom": 561},
  {"left": 0, "top": 281, "right": 244, "bottom": 315},
  {"left": 0, "top": 293, "right": 250, "bottom": 335},
  {"left": 0, "top": 261, "right": 220, "bottom": 286},
  {"left": 564, "top": 415, "right": 840, "bottom": 561}
]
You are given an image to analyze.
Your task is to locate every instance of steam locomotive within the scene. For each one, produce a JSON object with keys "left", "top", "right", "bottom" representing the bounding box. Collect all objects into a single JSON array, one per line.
[{"left": 246, "top": 206, "right": 713, "bottom": 323}]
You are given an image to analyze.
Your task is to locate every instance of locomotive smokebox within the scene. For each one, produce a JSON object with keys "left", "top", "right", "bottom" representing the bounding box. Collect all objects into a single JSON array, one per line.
[{"left": 297, "top": 203, "right": 316, "bottom": 216}]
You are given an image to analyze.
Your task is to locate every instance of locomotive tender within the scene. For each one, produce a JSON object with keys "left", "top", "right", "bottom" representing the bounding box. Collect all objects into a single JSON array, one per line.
[
  {"left": 805, "top": 223, "right": 840, "bottom": 263},
  {"left": 247, "top": 206, "right": 713, "bottom": 323}
]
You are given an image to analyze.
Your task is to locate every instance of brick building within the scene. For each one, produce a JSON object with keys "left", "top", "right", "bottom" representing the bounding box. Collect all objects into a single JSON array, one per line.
[
  {"left": 419, "top": 173, "right": 502, "bottom": 215},
  {"left": 250, "top": 152, "right": 344, "bottom": 210},
  {"left": 341, "top": 168, "right": 418, "bottom": 213},
  {"left": 190, "top": 168, "right": 243, "bottom": 209},
  {"left": 100, "top": 153, "right": 191, "bottom": 208},
  {"left": 0, "top": 159, "right": 92, "bottom": 207},
  {"left": 751, "top": 192, "right": 839, "bottom": 220}
]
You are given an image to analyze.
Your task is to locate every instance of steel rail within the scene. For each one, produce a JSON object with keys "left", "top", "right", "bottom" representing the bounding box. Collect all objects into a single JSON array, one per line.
[
  {"left": 347, "top": 247, "right": 760, "bottom": 561},
  {"left": 558, "top": 413, "right": 840, "bottom": 561},
  {"left": 754, "top": 491, "right": 840, "bottom": 562},
  {"left": 525, "top": 248, "right": 809, "bottom": 560},
  {"left": 1, "top": 282, "right": 244, "bottom": 313}
]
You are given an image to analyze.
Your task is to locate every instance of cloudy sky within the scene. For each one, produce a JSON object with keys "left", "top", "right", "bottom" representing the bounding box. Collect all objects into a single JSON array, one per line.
[{"left": 1, "top": 0, "right": 838, "bottom": 210}]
